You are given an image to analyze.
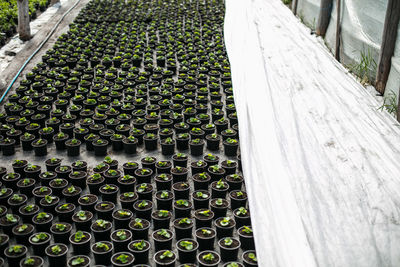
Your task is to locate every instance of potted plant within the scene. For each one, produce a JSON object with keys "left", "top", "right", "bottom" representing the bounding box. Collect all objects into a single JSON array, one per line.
[
  {"left": 55, "top": 165, "right": 72, "bottom": 179},
  {"left": 32, "top": 212, "right": 53, "bottom": 232},
  {"left": 4, "top": 245, "right": 28, "bottom": 266},
  {"left": 65, "top": 138, "right": 81, "bottom": 156},
  {"left": 111, "top": 252, "right": 135, "bottom": 267},
  {"left": 39, "top": 195, "right": 59, "bottom": 213},
  {"left": 155, "top": 190, "right": 174, "bottom": 211},
  {"left": 67, "top": 255, "right": 91, "bottom": 267},
  {"left": 53, "top": 132, "right": 69, "bottom": 150},
  {"left": 72, "top": 210, "right": 93, "bottom": 231},
  {"left": 211, "top": 179, "right": 229, "bottom": 199},
  {"left": 172, "top": 153, "right": 188, "bottom": 167},
  {"left": 100, "top": 184, "right": 119, "bottom": 202},
  {"left": 112, "top": 209, "right": 133, "bottom": 230},
  {"left": 218, "top": 237, "right": 240, "bottom": 262},
  {"left": 28, "top": 232, "right": 51, "bottom": 256},
  {"left": 0, "top": 188, "right": 13, "bottom": 206},
  {"left": 173, "top": 217, "right": 194, "bottom": 241},
  {"left": 86, "top": 173, "right": 105, "bottom": 194},
  {"left": 133, "top": 199, "right": 153, "bottom": 221},
  {"left": 226, "top": 174, "right": 243, "bottom": 191},
  {"left": 223, "top": 262, "right": 244, "bottom": 267},
  {"left": 31, "top": 138, "right": 48, "bottom": 156},
  {"left": 172, "top": 182, "right": 190, "bottom": 200},
  {"left": 122, "top": 161, "right": 139, "bottom": 176},
  {"left": 91, "top": 241, "right": 113, "bottom": 266},
  {"left": 192, "top": 190, "right": 211, "bottom": 210},
  {"left": 136, "top": 183, "right": 154, "bottom": 201},
  {"left": 229, "top": 190, "right": 247, "bottom": 213},
  {"left": 119, "top": 192, "right": 138, "bottom": 211},
  {"left": 171, "top": 166, "right": 189, "bottom": 183},
  {"left": 197, "top": 251, "right": 220, "bottom": 267},
  {"left": 160, "top": 137, "right": 175, "bottom": 155},
  {"left": 117, "top": 175, "right": 136, "bottom": 192},
  {"left": 12, "top": 159, "right": 28, "bottom": 177},
  {"left": 62, "top": 185, "right": 82, "bottom": 204},
  {"left": 7, "top": 193, "right": 27, "bottom": 213},
  {"left": 151, "top": 210, "right": 172, "bottom": 230},
  {"left": 128, "top": 218, "right": 150, "bottom": 240},
  {"left": 223, "top": 138, "right": 239, "bottom": 157},
  {"left": 153, "top": 250, "right": 177, "bottom": 267},
  {"left": 189, "top": 138, "right": 204, "bottom": 156},
  {"left": 214, "top": 217, "right": 236, "bottom": 239},
  {"left": 21, "top": 133, "right": 35, "bottom": 151},
  {"left": 191, "top": 160, "right": 207, "bottom": 175},
  {"left": 55, "top": 203, "right": 75, "bottom": 223},
  {"left": 0, "top": 138, "right": 16, "bottom": 156},
  {"left": 91, "top": 219, "right": 112, "bottom": 241},
  {"left": 152, "top": 229, "right": 174, "bottom": 251},
  {"left": 128, "top": 240, "right": 151, "bottom": 264},
  {"left": 49, "top": 178, "right": 68, "bottom": 197},
  {"left": 38, "top": 171, "right": 57, "bottom": 187},
  {"left": 242, "top": 251, "right": 258, "bottom": 267},
  {"left": 238, "top": 226, "right": 255, "bottom": 251},
  {"left": 194, "top": 209, "right": 214, "bottom": 229},
  {"left": 176, "top": 133, "right": 190, "bottom": 150},
  {"left": 134, "top": 168, "right": 153, "bottom": 184},
  {"left": 94, "top": 201, "right": 115, "bottom": 221},
  {"left": 155, "top": 174, "right": 173, "bottom": 191},
  {"left": 12, "top": 223, "right": 34, "bottom": 245},
  {"left": 16, "top": 178, "right": 35, "bottom": 197},
  {"left": 176, "top": 239, "right": 198, "bottom": 264},
  {"left": 50, "top": 223, "right": 72, "bottom": 244},
  {"left": 195, "top": 228, "right": 216, "bottom": 251},
  {"left": 173, "top": 199, "right": 192, "bottom": 219},
  {"left": 69, "top": 171, "right": 87, "bottom": 188},
  {"left": 18, "top": 203, "right": 39, "bottom": 223},
  {"left": 0, "top": 214, "right": 20, "bottom": 235},
  {"left": 69, "top": 231, "right": 92, "bottom": 255},
  {"left": 72, "top": 160, "right": 88, "bottom": 172},
  {"left": 111, "top": 229, "right": 132, "bottom": 252},
  {"left": 205, "top": 133, "right": 220, "bottom": 151},
  {"left": 20, "top": 255, "right": 45, "bottom": 267},
  {"left": 78, "top": 194, "right": 98, "bottom": 212},
  {"left": 92, "top": 138, "right": 109, "bottom": 156},
  {"left": 45, "top": 244, "right": 68, "bottom": 267}
]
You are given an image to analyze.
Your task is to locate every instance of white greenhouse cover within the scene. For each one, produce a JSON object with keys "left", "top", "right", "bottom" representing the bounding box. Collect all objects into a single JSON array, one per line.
[{"left": 224, "top": 0, "right": 400, "bottom": 267}]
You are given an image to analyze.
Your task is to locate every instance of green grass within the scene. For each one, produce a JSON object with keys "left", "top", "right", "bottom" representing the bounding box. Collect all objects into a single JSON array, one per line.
[
  {"left": 347, "top": 48, "right": 377, "bottom": 86},
  {"left": 378, "top": 90, "right": 398, "bottom": 116}
]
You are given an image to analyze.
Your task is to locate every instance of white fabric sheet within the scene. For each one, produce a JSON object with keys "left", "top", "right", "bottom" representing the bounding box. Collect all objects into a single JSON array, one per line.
[{"left": 225, "top": 0, "right": 400, "bottom": 266}]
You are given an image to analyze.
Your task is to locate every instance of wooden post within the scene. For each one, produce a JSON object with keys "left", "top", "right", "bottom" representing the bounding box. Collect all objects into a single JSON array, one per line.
[
  {"left": 335, "top": 0, "right": 341, "bottom": 61},
  {"left": 292, "top": 0, "right": 298, "bottom": 15},
  {"left": 17, "top": 0, "right": 31, "bottom": 41},
  {"left": 376, "top": 0, "right": 400, "bottom": 95},
  {"left": 316, "top": 0, "right": 333, "bottom": 37}
]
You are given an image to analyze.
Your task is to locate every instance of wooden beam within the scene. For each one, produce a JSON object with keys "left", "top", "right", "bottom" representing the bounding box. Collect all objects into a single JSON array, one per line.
[
  {"left": 316, "top": 0, "right": 333, "bottom": 37},
  {"left": 292, "top": 0, "right": 298, "bottom": 15},
  {"left": 376, "top": 0, "right": 400, "bottom": 95},
  {"left": 334, "top": 0, "right": 341, "bottom": 61},
  {"left": 17, "top": 0, "right": 31, "bottom": 41}
]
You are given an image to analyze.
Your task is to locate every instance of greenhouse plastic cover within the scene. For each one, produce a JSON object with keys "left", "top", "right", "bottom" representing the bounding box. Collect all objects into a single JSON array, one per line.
[
  {"left": 225, "top": 0, "right": 400, "bottom": 266},
  {"left": 296, "top": 0, "right": 400, "bottom": 102}
]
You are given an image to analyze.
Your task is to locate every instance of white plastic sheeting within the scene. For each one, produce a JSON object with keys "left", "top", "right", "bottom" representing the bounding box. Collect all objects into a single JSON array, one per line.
[{"left": 225, "top": 0, "right": 400, "bottom": 266}]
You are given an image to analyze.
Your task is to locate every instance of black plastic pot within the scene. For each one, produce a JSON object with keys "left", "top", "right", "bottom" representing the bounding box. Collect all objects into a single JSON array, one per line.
[
  {"left": 173, "top": 218, "right": 194, "bottom": 241},
  {"left": 29, "top": 232, "right": 51, "bottom": 256},
  {"left": 128, "top": 240, "right": 151, "bottom": 264},
  {"left": 197, "top": 250, "right": 221, "bottom": 267},
  {"left": 112, "top": 209, "right": 133, "bottom": 230},
  {"left": 153, "top": 250, "right": 176, "bottom": 267},
  {"left": 128, "top": 218, "right": 150, "bottom": 241},
  {"left": 111, "top": 229, "right": 132, "bottom": 252},
  {"left": 45, "top": 243, "right": 68, "bottom": 267},
  {"left": 214, "top": 217, "right": 236, "bottom": 239},
  {"left": 91, "top": 241, "right": 113, "bottom": 266},
  {"left": 218, "top": 237, "right": 241, "bottom": 262},
  {"left": 152, "top": 229, "right": 174, "bottom": 251},
  {"left": 194, "top": 209, "right": 214, "bottom": 229},
  {"left": 238, "top": 226, "right": 255, "bottom": 251},
  {"left": 111, "top": 252, "right": 135, "bottom": 267},
  {"left": 4, "top": 244, "right": 27, "bottom": 266},
  {"left": 50, "top": 223, "right": 72, "bottom": 244},
  {"left": 70, "top": 231, "right": 92, "bottom": 255},
  {"left": 242, "top": 250, "right": 258, "bottom": 267},
  {"left": 12, "top": 223, "right": 34, "bottom": 246},
  {"left": 176, "top": 238, "right": 198, "bottom": 264},
  {"left": 195, "top": 227, "right": 216, "bottom": 251}
]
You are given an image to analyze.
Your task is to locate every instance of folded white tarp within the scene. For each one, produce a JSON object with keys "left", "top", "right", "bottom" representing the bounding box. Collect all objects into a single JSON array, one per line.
[{"left": 224, "top": 0, "right": 400, "bottom": 266}]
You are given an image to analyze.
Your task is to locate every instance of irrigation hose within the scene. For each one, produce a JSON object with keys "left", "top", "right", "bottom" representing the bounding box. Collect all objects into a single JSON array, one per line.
[{"left": 0, "top": 0, "right": 83, "bottom": 104}]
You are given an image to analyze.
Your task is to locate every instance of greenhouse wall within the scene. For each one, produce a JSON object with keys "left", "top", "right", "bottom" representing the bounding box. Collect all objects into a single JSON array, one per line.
[{"left": 296, "top": 0, "right": 400, "bottom": 102}]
